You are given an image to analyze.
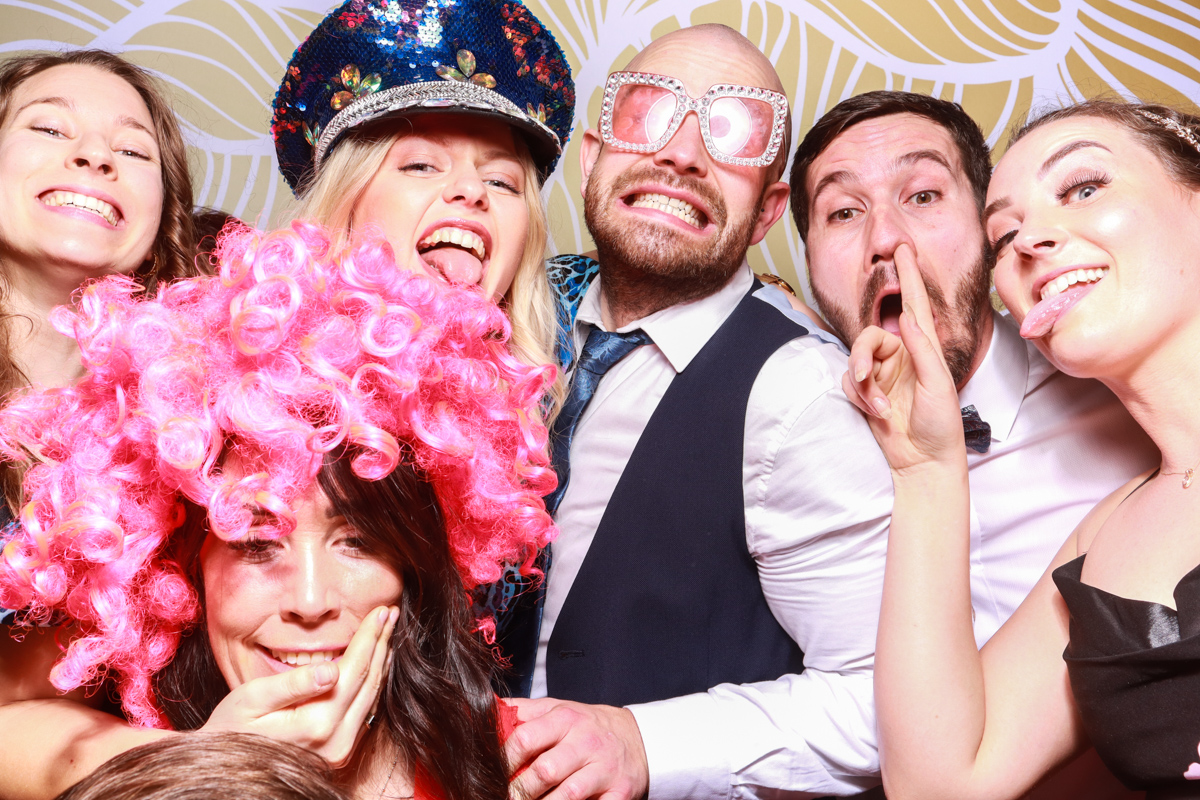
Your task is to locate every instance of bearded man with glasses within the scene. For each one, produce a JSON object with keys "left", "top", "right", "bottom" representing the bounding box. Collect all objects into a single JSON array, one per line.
[{"left": 501, "top": 24, "right": 894, "bottom": 800}]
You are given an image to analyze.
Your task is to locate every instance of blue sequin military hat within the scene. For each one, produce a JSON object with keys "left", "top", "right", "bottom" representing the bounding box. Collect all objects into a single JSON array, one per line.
[{"left": 272, "top": 0, "right": 575, "bottom": 192}]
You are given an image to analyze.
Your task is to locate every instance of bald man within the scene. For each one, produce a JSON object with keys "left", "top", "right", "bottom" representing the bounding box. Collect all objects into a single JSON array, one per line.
[{"left": 503, "top": 25, "right": 893, "bottom": 800}]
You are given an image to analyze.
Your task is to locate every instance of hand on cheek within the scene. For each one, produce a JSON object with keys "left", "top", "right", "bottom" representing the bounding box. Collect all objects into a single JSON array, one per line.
[{"left": 201, "top": 604, "right": 399, "bottom": 767}]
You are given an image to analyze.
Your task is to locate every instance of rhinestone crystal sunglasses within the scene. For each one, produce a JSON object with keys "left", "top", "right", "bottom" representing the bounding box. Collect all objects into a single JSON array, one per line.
[{"left": 599, "top": 71, "right": 789, "bottom": 167}]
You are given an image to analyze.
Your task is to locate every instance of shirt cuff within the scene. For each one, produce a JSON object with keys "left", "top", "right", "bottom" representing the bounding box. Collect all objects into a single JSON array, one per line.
[
  {"left": 627, "top": 676, "right": 880, "bottom": 800},
  {"left": 627, "top": 692, "right": 731, "bottom": 800}
]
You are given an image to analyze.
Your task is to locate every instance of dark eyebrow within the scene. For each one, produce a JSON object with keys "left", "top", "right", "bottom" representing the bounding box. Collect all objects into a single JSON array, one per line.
[
  {"left": 984, "top": 197, "right": 1011, "bottom": 223},
  {"left": 810, "top": 148, "right": 957, "bottom": 209},
  {"left": 985, "top": 141, "right": 1112, "bottom": 223},
  {"left": 896, "top": 149, "right": 954, "bottom": 173},
  {"left": 809, "top": 169, "right": 856, "bottom": 209},
  {"left": 13, "top": 97, "right": 155, "bottom": 138},
  {"left": 1037, "top": 140, "right": 1110, "bottom": 179}
]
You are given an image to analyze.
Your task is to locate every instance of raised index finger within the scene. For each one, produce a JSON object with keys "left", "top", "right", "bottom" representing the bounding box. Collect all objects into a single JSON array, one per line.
[{"left": 894, "top": 243, "right": 942, "bottom": 360}]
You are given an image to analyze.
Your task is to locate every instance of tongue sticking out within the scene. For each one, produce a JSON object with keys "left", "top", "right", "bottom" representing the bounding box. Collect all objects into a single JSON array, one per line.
[
  {"left": 1020, "top": 282, "right": 1098, "bottom": 339},
  {"left": 420, "top": 245, "right": 484, "bottom": 286}
]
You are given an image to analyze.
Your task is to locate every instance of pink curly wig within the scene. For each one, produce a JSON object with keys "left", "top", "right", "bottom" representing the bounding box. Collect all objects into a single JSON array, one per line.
[{"left": 0, "top": 222, "right": 557, "bottom": 728}]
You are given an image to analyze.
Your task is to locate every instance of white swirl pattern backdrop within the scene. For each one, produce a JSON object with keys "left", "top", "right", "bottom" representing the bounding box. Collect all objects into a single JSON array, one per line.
[{"left": 3, "top": 0, "right": 1199, "bottom": 299}]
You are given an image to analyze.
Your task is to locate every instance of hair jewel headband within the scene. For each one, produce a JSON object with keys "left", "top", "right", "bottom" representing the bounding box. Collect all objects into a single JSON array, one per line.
[
  {"left": 0, "top": 223, "right": 556, "bottom": 727},
  {"left": 1138, "top": 109, "right": 1200, "bottom": 155}
]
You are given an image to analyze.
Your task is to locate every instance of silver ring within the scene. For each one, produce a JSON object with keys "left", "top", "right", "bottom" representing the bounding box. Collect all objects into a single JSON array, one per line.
[{"left": 364, "top": 713, "right": 376, "bottom": 729}]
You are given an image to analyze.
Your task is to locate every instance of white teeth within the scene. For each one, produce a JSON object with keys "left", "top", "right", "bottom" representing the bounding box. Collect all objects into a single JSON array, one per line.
[
  {"left": 40, "top": 191, "right": 119, "bottom": 226},
  {"left": 1040, "top": 268, "right": 1107, "bottom": 301},
  {"left": 630, "top": 192, "right": 703, "bottom": 228},
  {"left": 417, "top": 227, "right": 486, "bottom": 260},
  {"left": 269, "top": 648, "right": 344, "bottom": 666}
]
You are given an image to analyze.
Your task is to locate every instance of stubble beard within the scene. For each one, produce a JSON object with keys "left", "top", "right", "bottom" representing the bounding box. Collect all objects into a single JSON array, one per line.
[
  {"left": 812, "top": 242, "right": 994, "bottom": 388},
  {"left": 584, "top": 164, "right": 761, "bottom": 323}
]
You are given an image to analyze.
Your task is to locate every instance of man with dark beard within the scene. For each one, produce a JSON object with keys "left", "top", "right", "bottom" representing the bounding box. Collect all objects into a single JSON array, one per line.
[
  {"left": 790, "top": 91, "right": 1157, "bottom": 799},
  {"left": 502, "top": 24, "right": 894, "bottom": 800}
]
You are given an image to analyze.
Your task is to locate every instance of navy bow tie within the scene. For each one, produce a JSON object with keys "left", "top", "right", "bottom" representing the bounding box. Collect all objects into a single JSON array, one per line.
[{"left": 961, "top": 405, "right": 992, "bottom": 454}]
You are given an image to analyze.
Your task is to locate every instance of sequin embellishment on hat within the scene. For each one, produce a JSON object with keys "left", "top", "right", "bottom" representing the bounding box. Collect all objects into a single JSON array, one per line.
[{"left": 271, "top": 0, "right": 574, "bottom": 191}]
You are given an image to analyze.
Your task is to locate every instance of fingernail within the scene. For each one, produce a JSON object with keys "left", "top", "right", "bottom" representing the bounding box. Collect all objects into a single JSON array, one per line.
[
  {"left": 378, "top": 606, "right": 389, "bottom": 624},
  {"left": 872, "top": 397, "right": 892, "bottom": 419},
  {"left": 903, "top": 302, "right": 915, "bottom": 318},
  {"left": 854, "top": 362, "right": 868, "bottom": 382},
  {"left": 314, "top": 661, "right": 338, "bottom": 686}
]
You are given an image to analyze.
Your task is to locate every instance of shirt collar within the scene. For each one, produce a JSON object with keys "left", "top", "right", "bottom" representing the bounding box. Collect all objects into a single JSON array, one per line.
[
  {"left": 956, "top": 310, "right": 1029, "bottom": 444},
  {"left": 575, "top": 264, "right": 753, "bottom": 374}
]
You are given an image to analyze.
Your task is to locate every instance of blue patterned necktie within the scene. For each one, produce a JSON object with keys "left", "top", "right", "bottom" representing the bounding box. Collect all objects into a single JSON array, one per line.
[
  {"left": 545, "top": 325, "right": 652, "bottom": 514},
  {"left": 961, "top": 404, "right": 992, "bottom": 454}
]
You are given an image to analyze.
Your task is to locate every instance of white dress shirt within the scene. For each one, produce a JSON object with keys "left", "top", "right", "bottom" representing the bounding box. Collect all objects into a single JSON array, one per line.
[
  {"left": 960, "top": 311, "right": 1159, "bottom": 646},
  {"left": 532, "top": 266, "right": 894, "bottom": 799}
]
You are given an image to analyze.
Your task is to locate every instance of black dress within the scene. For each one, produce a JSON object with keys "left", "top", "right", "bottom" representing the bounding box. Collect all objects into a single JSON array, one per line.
[{"left": 1054, "top": 555, "right": 1200, "bottom": 799}]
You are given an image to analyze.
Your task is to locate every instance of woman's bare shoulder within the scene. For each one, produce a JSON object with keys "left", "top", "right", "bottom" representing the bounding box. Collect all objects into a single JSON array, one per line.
[{"left": 1073, "top": 468, "right": 1158, "bottom": 556}]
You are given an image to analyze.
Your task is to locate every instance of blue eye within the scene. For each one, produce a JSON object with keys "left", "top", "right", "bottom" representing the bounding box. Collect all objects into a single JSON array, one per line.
[{"left": 1055, "top": 170, "right": 1110, "bottom": 202}]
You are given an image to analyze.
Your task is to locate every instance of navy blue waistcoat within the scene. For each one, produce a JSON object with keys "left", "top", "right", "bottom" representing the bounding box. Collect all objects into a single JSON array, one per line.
[{"left": 546, "top": 284, "right": 808, "bottom": 706}]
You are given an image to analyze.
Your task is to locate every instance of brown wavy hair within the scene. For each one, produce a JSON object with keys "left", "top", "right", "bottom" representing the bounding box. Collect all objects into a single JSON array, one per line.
[
  {"left": 154, "top": 450, "right": 507, "bottom": 800},
  {"left": 0, "top": 50, "right": 197, "bottom": 298},
  {"left": 0, "top": 49, "right": 197, "bottom": 508},
  {"left": 54, "top": 732, "right": 348, "bottom": 800}
]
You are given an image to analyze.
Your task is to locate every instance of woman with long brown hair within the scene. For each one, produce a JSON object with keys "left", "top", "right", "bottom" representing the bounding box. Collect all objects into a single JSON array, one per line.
[{"left": 0, "top": 49, "right": 196, "bottom": 508}]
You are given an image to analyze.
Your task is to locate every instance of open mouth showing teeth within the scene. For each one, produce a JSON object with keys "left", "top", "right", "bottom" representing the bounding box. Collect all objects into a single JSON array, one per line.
[
  {"left": 416, "top": 226, "right": 489, "bottom": 285},
  {"left": 417, "top": 227, "right": 487, "bottom": 261},
  {"left": 268, "top": 648, "right": 344, "bottom": 666},
  {"left": 40, "top": 190, "right": 120, "bottom": 226},
  {"left": 628, "top": 192, "right": 706, "bottom": 229},
  {"left": 1040, "top": 268, "right": 1107, "bottom": 301}
]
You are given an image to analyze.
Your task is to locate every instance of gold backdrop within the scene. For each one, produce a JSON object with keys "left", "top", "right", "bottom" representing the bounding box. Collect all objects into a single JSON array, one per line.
[{"left": 3, "top": 0, "right": 1199, "bottom": 302}]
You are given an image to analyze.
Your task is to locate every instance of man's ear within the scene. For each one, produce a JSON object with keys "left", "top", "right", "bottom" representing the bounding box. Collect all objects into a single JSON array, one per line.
[
  {"left": 579, "top": 128, "right": 603, "bottom": 200},
  {"left": 749, "top": 180, "right": 791, "bottom": 246}
]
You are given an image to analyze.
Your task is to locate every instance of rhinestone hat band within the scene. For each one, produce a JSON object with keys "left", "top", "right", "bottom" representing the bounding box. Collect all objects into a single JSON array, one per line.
[
  {"left": 1138, "top": 109, "right": 1200, "bottom": 156},
  {"left": 600, "top": 71, "right": 789, "bottom": 168},
  {"left": 313, "top": 80, "right": 561, "bottom": 174}
]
